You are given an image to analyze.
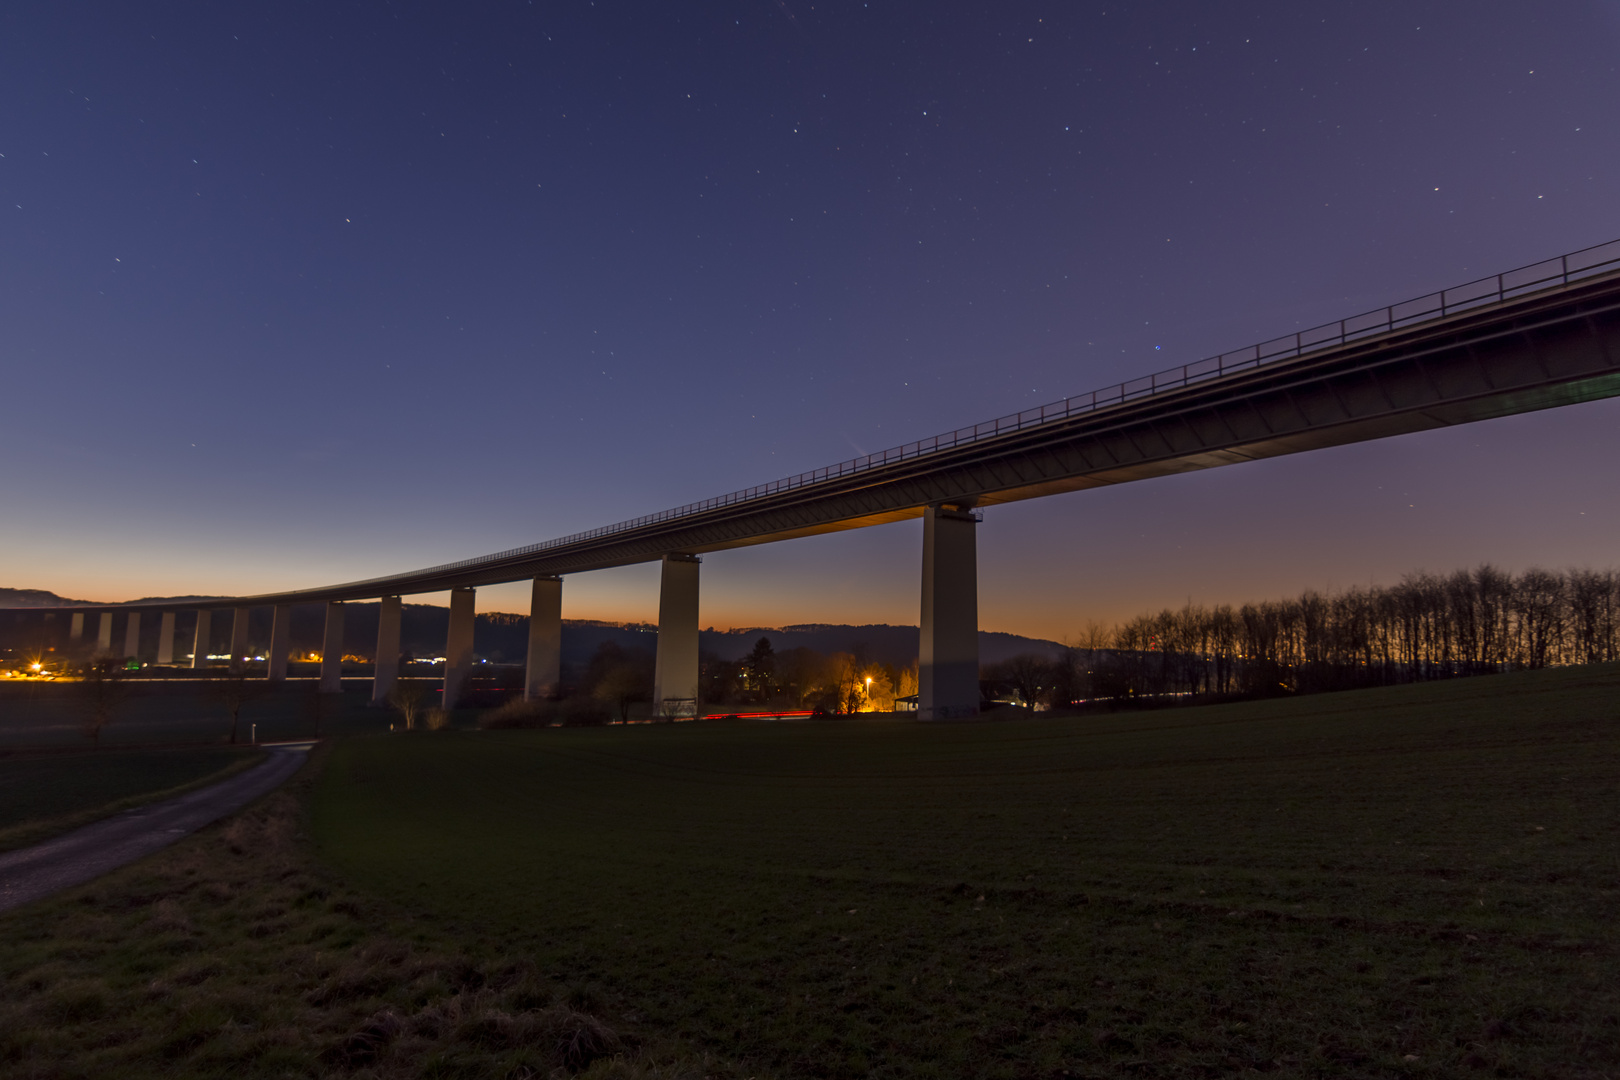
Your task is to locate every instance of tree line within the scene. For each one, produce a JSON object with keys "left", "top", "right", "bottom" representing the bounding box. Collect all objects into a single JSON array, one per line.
[{"left": 989, "top": 565, "right": 1620, "bottom": 708}]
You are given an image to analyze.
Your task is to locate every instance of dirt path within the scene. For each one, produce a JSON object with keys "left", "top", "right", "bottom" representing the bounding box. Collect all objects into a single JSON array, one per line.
[{"left": 0, "top": 744, "right": 312, "bottom": 913}]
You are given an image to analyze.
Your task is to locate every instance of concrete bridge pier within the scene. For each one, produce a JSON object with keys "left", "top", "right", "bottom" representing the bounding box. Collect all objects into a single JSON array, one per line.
[
  {"left": 267, "top": 604, "right": 292, "bottom": 681},
  {"left": 229, "top": 607, "right": 251, "bottom": 671},
  {"left": 123, "top": 612, "right": 141, "bottom": 661},
  {"left": 372, "top": 595, "right": 402, "bottom": 705},
  {"left": 919, "top": 505, "right": 980, "bottom": 720},
  {"left": 524, "top": 576, "right": 562, "bottom": 702},
  {"left": 443, "top": 587, "right": 476, "bottom": 710},
  {"left": 97, "top": 612, "right": 114, "bottom": 654},
  {"left": 157, "top": 611, "right": 176, "bottom": 665},
  {"left": 69, "top": 612, "right": 84, "bottom": 642},
  {"left": 192, "top": 609, "right": 213, "bottom": 669},
  {"left": 320, "top": 601, "right": 345, "bottom": 693},
  {"left": 653, "top": 554, "right": 701, "bottom": 717}
]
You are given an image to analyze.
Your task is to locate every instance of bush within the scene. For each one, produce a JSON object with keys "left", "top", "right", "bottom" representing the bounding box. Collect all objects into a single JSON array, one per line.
[
  {"left": 478, "top": 697, "right": 611, "bottom": 729},
  {"left": 480, "top": 699, "right": 554, "bottom": 730}
]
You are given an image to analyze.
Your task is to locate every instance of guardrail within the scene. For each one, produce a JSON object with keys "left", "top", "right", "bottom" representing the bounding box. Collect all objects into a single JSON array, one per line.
[{"left": 413, "top": 237, "right": 1620, "bottom": 580}]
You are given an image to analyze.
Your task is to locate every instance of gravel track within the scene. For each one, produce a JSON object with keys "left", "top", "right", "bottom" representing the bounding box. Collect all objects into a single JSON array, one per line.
[{"left": 0, "top": 745, "right": 311, "bottom": 913}]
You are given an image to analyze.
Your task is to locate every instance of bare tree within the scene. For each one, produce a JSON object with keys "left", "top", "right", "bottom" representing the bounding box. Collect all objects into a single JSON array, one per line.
[
  {"left": 987, "top": 653, "right": 1052, "bottom": 708},
  {"left": 593, "top": 661, "right": 652, "bottom": 722},
  {"left": 303, "top": 681, "right": 329, "bottom": 739},
  {"left": 80, "top": 657, "right": 132, "bottom": 750},
  {"left": 389, "top": 682, "right": 427, "bottom": 731},
  {"left": 210, "top": 669, "right": 267, "bottom": 745}
]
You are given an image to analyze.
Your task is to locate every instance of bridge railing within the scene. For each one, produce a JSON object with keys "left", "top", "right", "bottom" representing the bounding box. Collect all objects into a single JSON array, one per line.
[{"left": 412, "top": 238, "right": 1620, "bottom": 580}]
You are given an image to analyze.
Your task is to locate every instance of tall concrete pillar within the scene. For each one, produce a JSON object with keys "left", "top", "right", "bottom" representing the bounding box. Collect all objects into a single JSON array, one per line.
[
  {"left": 123, "top": 611, "right": 142, "bottom": 660},
  {"left": 372, "top": 595, "right": 402, "bottom": 705},
  {"left": 69, "top": 612, "right": 84, "bottom": 641},
  {"left": 267, "top": 604, "right": 292, "bottom": 681},
  {"left": 157, "top": 611, "right": 177, "bottom": 665},
  {"left": 524, "top": 576, "right": 563, "bottom": 702},
  {"left": 229, "top": 607, "right": 251, "bottom": 670},
  {"left": 652, "top": 554, "right": 701, "bottom": 717},
  {"left": 191, "top": 609, "right": 213, "bottom": 669},
  {"left": 97, "top": 612, "right": 114, "bottom": 653},
  {"left": 919, "top": 505, "right": 980, "bottom": 720},
  {"left": 320, "top": 601, "right": 345, "bottom": 693},
  {"left": 443, "top": 587, "right": 476, "bottom": 710}
]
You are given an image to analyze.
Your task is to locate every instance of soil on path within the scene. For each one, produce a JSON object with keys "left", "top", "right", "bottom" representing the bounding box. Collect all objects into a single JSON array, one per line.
[{"left": 0, "top": 744, "right": 311, "bottom": 913}]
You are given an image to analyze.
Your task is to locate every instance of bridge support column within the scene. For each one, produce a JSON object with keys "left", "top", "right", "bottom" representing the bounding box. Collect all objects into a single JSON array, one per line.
[
  {"left": 653, "top": 554, "right": 700, "bottom": 717},
  {"left": 97, "top": 612, "right": 114, "bottom": 653},
  {"left": 157, "top": 611, "right": 176, "bottom": 665},
  {"left": 69, "top": 612, "right": 84, "bottom": 642},
  {"left": 919, "top": 505, "right": 980, "bottom": 720},
  {"left": 267, "top": 605, "right": 292, "bottom": 681},
  {"left": 192, "top": 609, "right": 213, "bottom": 669},
  {"left": 443, "top": 587, "right": 476, "bottom": 711},
  {"left": 320, "top": 602, "right": 345, "bottom": 693},
  {"left": 123, "top": 611, "right": 142, "bottom": 661},
  {"left": 372, "top": 595, "right": 402, "bottom": 705},
  {"left": 524, "top": 576, "right": 562, "bottom": 702},
  {"left": 229, "top": 607, "right": 251, "bottom": 670}
]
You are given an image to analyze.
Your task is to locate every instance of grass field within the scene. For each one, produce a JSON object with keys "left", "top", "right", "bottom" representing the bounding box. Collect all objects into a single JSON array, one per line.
[
  {"left": 0, "top": 751, "right": 691, "bottom": 1080},
  {"left": 0, "top": 666, "right": 1615, "bottom": 1079},
  {"left": 0, "top": 679, "right": 402, "bottom": 750},
  {"left": 307, "top": 663, "right": 1620, "bottom": 1078},
  {"left": 0, "top": 746, "right": 263, "bottom": 852}
]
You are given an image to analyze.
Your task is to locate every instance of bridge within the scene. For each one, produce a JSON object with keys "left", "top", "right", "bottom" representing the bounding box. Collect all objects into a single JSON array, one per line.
[{"left": 22, "top": 239, "right": 1620, "bottom": 718}]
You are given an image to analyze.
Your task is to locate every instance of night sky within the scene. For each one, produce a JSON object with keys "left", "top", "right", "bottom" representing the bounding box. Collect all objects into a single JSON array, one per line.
[{"left": 3, "top": 1, "right": 1619, "bottom": 640}]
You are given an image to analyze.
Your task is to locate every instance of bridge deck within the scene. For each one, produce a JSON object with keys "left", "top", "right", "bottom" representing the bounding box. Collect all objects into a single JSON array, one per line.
[{"left": 40, "top": 241, "right": 1620, "bottom": 609}]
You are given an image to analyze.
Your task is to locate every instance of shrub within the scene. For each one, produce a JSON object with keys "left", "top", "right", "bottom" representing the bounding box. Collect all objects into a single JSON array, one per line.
[
  {"left": 479, "top": 697, "right": 610, "bottom": 729},
  {"left": 480, "top": 699, "right": 556, "bottom": 730}
]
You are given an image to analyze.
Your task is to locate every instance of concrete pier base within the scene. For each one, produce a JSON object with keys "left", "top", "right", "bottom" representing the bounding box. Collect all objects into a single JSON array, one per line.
[
  {"left": 69, "top": 612, "right": 84, "bottom": 642},
  {"left": 230, "top": 607, "right": 251, "bottom": 671},
  {"left": 157, "top": 611, "right": 176, "bottom": 665},
  {"left": 652, "top": 554, "right": 701, "bottom": 717},
  {"left": 320, "top": 601, "right": 345, "bottom": 693},
  {"left": 919, "top": 505, "right": 980, "bottom": 720},
  {"left": 267, "top": 605, "right": 292, "bottom": 681},
  {"left": 123, "top": 612, "right": 141, "bottom": 661},
  {"left": 372, "top": 595, "right": 402, "bottom": 705},
  {"left": 192, "top": 609, "right": 213, "bottom": 669},
  {"left": 97, "top": 612, "right": 114, "bottom": 654},
  {"left": 524, "top": 577, "right": 562, "bottom": 702},
  {"left": 443, "top": 588, "right": 476, "bottom": 710}
]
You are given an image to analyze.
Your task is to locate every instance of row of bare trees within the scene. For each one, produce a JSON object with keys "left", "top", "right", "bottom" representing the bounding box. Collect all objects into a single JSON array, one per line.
[{"left": 1011, "top": 566, "right": 1620, "bottom": 707}]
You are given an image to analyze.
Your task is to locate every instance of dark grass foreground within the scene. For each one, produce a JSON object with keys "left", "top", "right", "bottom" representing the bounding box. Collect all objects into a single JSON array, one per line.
[
  {"left": 0, "top": 749, "right": 718, "bottom": 1080},
  {"left": 0, "top": 667, "right": 1615, "bottom": 1078},
  {"left": 311, "top": 665, "right": 1620, "bottom": 1079}
]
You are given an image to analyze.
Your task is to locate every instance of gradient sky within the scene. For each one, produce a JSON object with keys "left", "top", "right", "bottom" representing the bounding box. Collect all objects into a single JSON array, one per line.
[{"left": 3, "top": 1, "right": 1619, "bottom": 641}]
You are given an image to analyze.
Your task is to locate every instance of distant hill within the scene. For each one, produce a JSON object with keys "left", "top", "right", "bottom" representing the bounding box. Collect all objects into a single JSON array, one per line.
[
  {"left": 0, "top": 589, "right": 1066, "bottom": 668},
  {"left": 0, "top": 587, "right": 97, "bottom": 608},
  {"left": 697, "top": 625, "right": 1067, "bottom": 667}
]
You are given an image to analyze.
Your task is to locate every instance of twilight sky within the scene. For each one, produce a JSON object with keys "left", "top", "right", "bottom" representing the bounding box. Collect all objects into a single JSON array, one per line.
[{"left": 2, "top": 1, "right": 1618, "bottom": 641}]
